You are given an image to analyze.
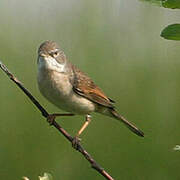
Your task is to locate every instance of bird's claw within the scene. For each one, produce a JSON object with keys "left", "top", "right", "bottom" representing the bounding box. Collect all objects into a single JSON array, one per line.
[
  {"left": 47, "top": 114, "right": 56, "bottom": 125},
  {"left": 72, "top": 136, "right": 81, "bottom": 150}
]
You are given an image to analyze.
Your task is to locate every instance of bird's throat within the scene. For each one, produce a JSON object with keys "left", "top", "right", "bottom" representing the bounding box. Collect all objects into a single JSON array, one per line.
[{"left": 38, "top": 56, "right": 66, "bottom": 73}]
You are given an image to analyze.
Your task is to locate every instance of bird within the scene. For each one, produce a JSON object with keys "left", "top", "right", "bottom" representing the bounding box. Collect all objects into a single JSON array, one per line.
[{"left": 37, "top": 40, "right": 144, "bottom": 147}]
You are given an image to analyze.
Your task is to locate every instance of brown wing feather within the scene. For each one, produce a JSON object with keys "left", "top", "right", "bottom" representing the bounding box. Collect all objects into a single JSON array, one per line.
[{"left": 71, "top": 65, "right": 114, "bottom": 108}]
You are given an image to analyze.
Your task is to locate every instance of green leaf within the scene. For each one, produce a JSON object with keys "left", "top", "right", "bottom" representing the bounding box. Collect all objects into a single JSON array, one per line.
[
  {"left": 140, "top": 0, "right": 180, "bottom": 9},
  {"left": 22, "top": 177, "right": 30, "bottom": 180},
  {"left": 161, "top": 24, "right": 180, "bottom": 40},
  {"left": 162, "top": 0, "right": 180, "bottom": 9},
  {"left": 39, "top": 173, "right": 53, "bottom": 180}
]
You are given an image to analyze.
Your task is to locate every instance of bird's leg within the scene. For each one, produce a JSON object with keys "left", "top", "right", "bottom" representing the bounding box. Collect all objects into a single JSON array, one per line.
[
  {"left": 47, "top": 113, "right": 74, "bottom": 125},
  {"left": 72, "top": 114, "right": 91, "bottom": 149}
]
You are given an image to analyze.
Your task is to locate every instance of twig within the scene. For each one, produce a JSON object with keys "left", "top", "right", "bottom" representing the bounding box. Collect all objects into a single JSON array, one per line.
[{"left": 0, "top": 61, "right": 114, "bottom": 180}]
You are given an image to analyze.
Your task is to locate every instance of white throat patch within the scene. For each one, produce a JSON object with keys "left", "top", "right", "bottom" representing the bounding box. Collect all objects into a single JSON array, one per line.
[{"left": 38, "top": 56, "right": 66, "bottom": 73}]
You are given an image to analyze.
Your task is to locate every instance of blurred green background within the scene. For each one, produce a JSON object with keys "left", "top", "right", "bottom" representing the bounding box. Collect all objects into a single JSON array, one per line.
[{"left": 0, "top": 0, "right": 180, "bottom": 179}]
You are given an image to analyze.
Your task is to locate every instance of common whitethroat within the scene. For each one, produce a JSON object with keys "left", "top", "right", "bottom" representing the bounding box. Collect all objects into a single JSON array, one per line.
[{"left": 37, "top": 41, "right": 144, "bottom": 146}]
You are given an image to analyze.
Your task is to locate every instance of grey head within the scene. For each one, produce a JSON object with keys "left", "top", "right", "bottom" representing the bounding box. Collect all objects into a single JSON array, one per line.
[{"left": 38, "top": 40, "right": 67, "bottom": 64}]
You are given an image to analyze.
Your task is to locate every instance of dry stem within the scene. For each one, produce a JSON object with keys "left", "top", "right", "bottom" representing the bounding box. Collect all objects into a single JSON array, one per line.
[{"left": 0, "top": 61, "right": 114, "bottom": 180}]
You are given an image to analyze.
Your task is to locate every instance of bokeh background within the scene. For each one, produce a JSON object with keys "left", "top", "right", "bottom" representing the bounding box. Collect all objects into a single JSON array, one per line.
[{"left": 0, "top": 0, "right": 180, "bottom": 179}]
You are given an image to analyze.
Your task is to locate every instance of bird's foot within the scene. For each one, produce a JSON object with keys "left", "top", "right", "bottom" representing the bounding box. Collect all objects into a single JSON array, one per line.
[
  {"left": 47, "top": 114, "right": 56, "bottom": 125},
  {"left": 72, "top": 136, "right": 81, "bottom": 150},
  {"left": 47, "top": 113, "right": 75, "bottom": 125}
]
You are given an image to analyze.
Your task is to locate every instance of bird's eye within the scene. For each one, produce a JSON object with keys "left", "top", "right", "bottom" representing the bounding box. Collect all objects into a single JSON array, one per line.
[
  {"left": 54, "top": 51, "right": 58, "bottom": 56},
  {"left": 49, "top": 50, "right": 59, "bottom": 57}
]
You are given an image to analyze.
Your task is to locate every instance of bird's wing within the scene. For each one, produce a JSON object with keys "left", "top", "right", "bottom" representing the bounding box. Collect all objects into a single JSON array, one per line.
[{"left": 70, "top": 64, "right": 115, "bottom": 108}]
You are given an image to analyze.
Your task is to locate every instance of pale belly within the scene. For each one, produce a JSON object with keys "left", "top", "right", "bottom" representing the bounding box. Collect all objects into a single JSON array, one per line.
[{"left": 37, "top": 69, "right": 96, "bottom": 115}]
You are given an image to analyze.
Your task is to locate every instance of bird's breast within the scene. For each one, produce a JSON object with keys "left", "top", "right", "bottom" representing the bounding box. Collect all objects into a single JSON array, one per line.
[{"left": 37, "top": 66, "right": 96, "bottom": 114}]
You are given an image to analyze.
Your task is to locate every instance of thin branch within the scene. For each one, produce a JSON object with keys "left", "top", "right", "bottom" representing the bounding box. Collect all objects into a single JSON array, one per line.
[{"left": 0, "top": 61, "right": 114, "bottom": 180}]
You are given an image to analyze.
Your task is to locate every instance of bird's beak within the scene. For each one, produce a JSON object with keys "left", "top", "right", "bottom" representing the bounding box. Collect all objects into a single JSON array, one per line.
[{"left": 39, "top": 52, "right": 46, "bottom": 58}]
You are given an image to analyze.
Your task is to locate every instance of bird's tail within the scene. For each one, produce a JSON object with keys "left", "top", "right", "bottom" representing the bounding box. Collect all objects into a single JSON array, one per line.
[{"left": 110, "top": 108, "right": 144, "bottom": 137}]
